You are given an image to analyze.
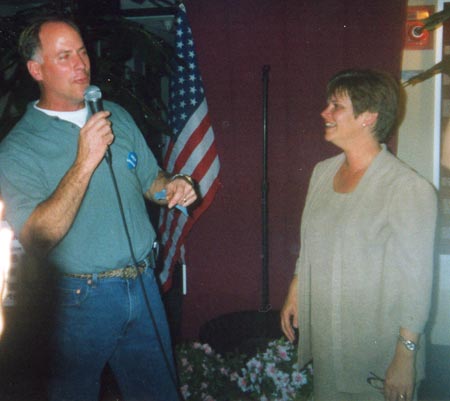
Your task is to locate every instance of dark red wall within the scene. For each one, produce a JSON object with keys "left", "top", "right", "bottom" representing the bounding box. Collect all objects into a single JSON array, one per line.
[{"left": 179, "top": 0, "right": 406, "bottom": 339}]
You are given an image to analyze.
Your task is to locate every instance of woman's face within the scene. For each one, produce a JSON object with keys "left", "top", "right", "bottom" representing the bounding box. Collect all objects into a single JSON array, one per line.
[{"left": 320, "top": 91, "right": 368, "bottom": 148}]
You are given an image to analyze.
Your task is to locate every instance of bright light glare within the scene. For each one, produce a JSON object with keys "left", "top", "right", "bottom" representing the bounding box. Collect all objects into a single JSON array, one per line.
[{"left": 0, "top": 201, "right": 13, "bottom": 336}]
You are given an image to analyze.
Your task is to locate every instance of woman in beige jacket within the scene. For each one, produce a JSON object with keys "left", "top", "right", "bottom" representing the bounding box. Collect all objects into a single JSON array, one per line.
[{"left": 281, "top": 69, "right": 437, "bottom": 401}]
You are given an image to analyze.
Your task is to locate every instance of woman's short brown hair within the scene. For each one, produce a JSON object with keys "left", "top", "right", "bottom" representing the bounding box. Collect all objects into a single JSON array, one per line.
[{"left": 326, "top": 69, "right": 400, "bottom": 143}]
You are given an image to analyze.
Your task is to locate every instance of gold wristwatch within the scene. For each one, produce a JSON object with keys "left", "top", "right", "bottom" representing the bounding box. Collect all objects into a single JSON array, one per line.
[{"left": 170, "top": 173, "right": 194, "bottom": 187}]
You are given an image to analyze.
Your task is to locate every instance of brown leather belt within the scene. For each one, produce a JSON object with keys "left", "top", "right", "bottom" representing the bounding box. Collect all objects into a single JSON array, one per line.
[{"left": 63, "top": 256, "right": 152, "bottom": 280}]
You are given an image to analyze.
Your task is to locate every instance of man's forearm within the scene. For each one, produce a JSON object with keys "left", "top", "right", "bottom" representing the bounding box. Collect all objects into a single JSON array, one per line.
[{"left": 20, "top": 162, "right": 94, "bottom": 256}]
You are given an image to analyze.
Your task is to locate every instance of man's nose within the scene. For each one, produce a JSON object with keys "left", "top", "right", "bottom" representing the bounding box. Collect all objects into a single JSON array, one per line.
[{"left": 73, "top": 53, "right": 88, "bottom": 69}]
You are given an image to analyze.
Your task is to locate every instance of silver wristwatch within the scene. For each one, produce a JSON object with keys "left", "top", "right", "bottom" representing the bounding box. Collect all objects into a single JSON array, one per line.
[{"left": 398, "top": 334, "right": 418, "bottom": 351}]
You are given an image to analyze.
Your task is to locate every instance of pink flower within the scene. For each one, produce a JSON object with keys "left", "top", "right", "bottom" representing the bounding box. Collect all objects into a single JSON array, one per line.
[
  {"left": 180, "top": 384, "right": 190, "bottom": 399},
  {"left": 276, "top": 346, "right": 289, "bottom": 361},
  {"left": 265, "top": 362, "right": 276, "bottom": 378},
  {"left": 292, "top": 371, "right": 307, "bottom": 386},
  {"left": 201, "top": 344, "right": 213, "bottom": 355}
]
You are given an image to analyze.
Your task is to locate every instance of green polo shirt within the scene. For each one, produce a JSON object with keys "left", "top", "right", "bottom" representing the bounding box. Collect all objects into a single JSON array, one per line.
[{"left": 0, "top": 101, "right": 159, "bottom": 274}]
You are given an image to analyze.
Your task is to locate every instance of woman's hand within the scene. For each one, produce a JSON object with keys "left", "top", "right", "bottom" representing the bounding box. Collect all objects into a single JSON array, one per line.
[
  {"left": 280, "top": 275, "right": 299, "bottom": 343},
  {"left": 384, "top": 336, "right": 416, "bottom": 401}
]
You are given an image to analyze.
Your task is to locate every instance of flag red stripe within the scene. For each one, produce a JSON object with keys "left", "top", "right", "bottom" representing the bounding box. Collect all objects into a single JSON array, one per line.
[
  {"left": 190, "top": 176, "right": 221, "bottom": 219},
  {"left": 172, "top": 114, "right": 210, "bottom": 173},
  {"left": 191, "top": 143, "right": 219, "bottom": 183}
]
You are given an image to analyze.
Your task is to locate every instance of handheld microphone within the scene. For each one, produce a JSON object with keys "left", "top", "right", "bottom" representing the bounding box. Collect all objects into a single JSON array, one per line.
[
  {"left": 84, "top": 85, "right": 103, "bottom": 114},
  {"left": 84, "top": 85, "right": 111, "bottom": 162}
]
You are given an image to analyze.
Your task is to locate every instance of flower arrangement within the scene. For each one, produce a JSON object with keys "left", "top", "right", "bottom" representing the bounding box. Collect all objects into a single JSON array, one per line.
[
  {"left": 231, "top": 338, "right": 313, "bottom": 401},
  {"left": 175, "top": 337, "right": 313, "bottom": 401},
  {"left": 176, "top": 341, "right": 244, "bottom": 401}
]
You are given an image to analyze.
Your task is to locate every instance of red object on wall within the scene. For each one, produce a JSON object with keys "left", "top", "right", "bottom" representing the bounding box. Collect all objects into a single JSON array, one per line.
[{"left": 404, "top": 6, "right": 434, "bottom": 50}]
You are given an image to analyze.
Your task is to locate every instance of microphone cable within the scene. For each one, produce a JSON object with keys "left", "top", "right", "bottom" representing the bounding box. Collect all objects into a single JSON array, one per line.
[{"left": 104, "top": 153, "right": 184, "bottom": 401}]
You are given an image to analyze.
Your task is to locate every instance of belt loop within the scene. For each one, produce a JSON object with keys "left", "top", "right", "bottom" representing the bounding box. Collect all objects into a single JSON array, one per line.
[{"left": 91, "top": 273, "right": 98, "bottom": 286}]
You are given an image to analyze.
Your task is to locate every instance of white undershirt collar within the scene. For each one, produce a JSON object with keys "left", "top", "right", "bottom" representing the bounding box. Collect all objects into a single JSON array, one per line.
[{"left": 34, "top": 101, "right": 88, "bottom": 128}]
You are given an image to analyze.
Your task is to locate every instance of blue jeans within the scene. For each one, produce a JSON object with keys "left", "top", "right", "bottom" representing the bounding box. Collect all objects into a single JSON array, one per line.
[{"left": 48, "top": 267, "right": 180, "bottom": 401}]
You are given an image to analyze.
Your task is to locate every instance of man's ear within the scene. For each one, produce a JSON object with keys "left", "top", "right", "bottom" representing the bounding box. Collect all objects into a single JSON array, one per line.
[{"left": 27, "top": 60, "right": 43, "bottom": 81}]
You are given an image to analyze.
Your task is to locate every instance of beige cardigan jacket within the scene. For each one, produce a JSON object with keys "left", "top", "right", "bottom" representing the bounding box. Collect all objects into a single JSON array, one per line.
[{"left": 295, "top": 145, "right": 437, "bottom": 392}]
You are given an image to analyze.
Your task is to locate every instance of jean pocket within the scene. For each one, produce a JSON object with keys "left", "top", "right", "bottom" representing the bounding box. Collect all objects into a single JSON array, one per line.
[{"left": 56, "top": 280, "right": 90, "bottom": 307}]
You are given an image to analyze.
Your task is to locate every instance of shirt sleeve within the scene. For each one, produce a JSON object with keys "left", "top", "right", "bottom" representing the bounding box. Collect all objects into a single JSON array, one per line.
[
  {"left": 0, "top": 148, "right": 49, "bottom": 237},
  {"left": 387, "top": 175, "right": 437, "bottom": 333}
]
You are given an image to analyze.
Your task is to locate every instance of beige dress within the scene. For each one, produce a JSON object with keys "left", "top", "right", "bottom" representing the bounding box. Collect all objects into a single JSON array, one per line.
[{"left": 295, "top": 145, "right": 437, "bottom": 400}]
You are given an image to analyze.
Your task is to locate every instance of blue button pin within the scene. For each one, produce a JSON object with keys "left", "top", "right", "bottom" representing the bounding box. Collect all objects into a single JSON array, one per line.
[{"left": 127, "top": 152, "right": 138, "bottom": 169}]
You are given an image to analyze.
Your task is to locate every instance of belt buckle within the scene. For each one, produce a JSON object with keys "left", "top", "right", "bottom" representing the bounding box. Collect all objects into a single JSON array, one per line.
[{"left": 122, "top": 265, "right": 142, "bottom": 279}]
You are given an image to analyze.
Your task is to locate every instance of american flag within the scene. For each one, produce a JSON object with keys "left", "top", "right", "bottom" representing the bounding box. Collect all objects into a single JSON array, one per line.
[{"left": 158, "top": 4, "right": 220, "bottom": 291}]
